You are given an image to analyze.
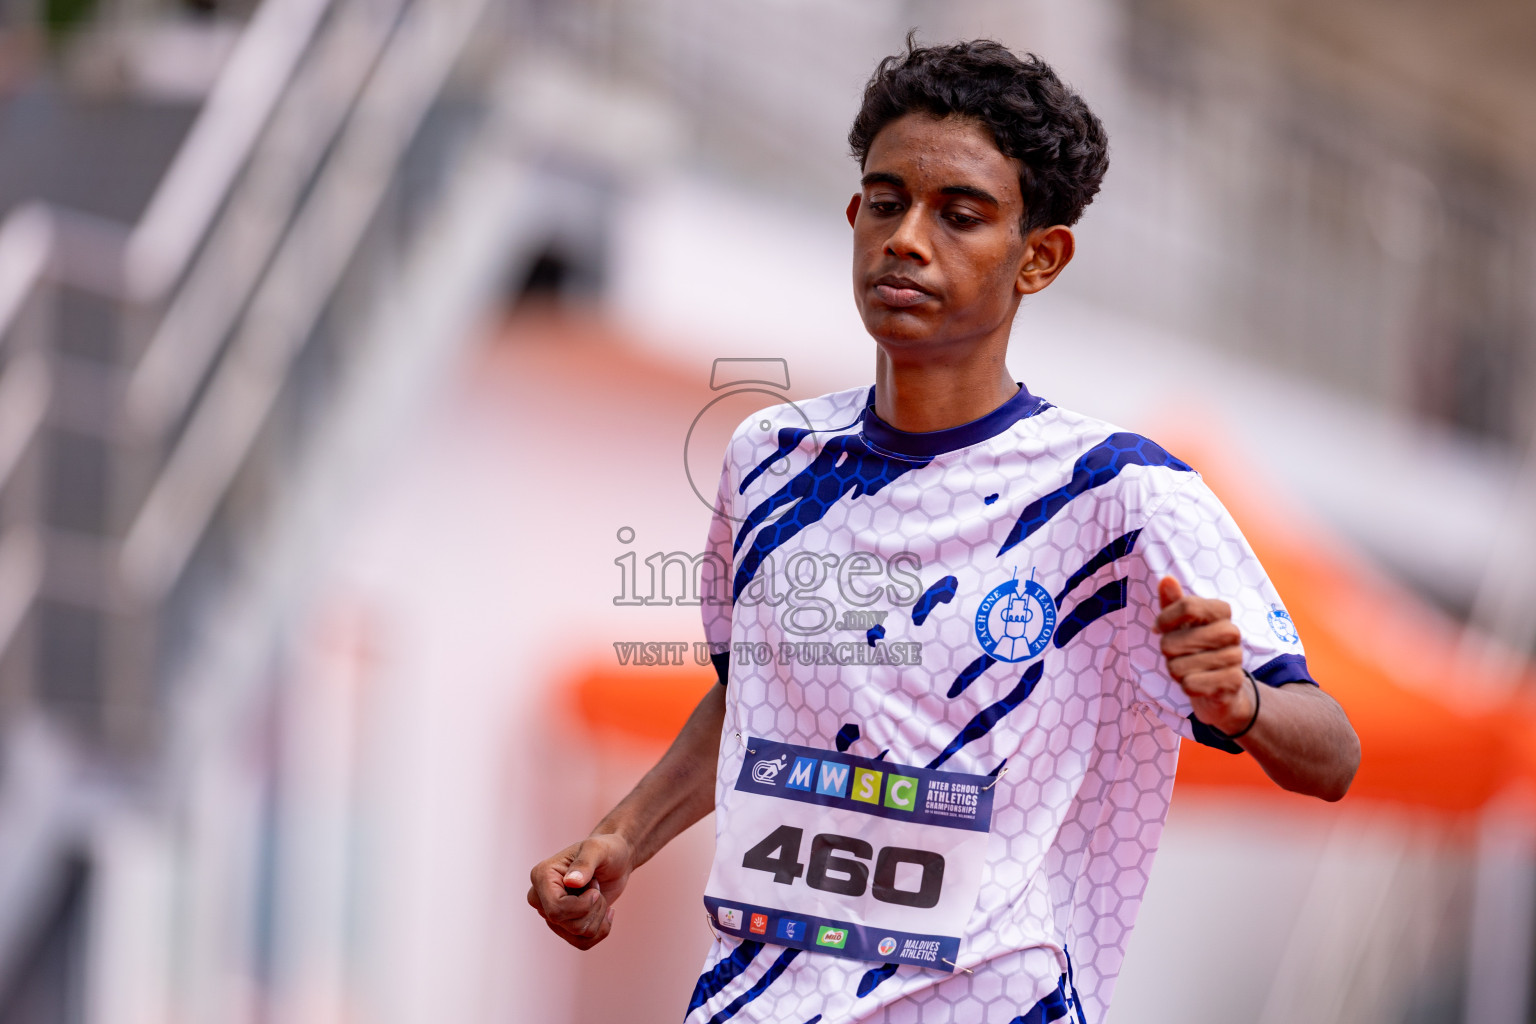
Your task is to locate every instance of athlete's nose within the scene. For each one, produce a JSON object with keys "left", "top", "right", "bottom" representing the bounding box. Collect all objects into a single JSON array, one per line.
[{"left": 884, "top": 206, "right": 931, "bottom": 263}]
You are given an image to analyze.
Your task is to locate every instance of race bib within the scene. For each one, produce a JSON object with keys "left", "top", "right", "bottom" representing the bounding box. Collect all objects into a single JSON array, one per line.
[{"left": 703, "top": 738, "right": 995, "bottom": 972}]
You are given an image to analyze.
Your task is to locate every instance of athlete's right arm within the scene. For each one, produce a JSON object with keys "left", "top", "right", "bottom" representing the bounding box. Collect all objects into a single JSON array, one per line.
[{"left": 526, "top": 682, "right": 725, "bottom": 949}]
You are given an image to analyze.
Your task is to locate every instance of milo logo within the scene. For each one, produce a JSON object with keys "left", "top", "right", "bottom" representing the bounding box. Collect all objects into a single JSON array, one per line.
[{"left": 815, "top": 925, "right": 848, "bottom": 949}]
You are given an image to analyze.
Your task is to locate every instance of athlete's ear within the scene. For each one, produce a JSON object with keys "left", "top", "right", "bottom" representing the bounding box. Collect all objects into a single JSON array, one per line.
[
  {"left": 846, "top": 194, "right": 861, "bottom": 229},
  {"left": 1016, "top": 225, "right": 1075, "bottom": 295}
]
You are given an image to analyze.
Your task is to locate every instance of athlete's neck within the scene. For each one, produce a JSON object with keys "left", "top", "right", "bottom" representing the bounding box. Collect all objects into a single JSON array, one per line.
[{"left": 872, "top": 348, "right": 1018, "bottom": 434}]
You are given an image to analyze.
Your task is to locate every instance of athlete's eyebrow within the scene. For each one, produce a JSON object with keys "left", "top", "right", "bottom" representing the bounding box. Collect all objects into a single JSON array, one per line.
[
  {"left": 860, "top": 171, "right": 905, "bottom": 189},
  {"left": 939, "top": 184, "right": 1000, "bottom": 206}
]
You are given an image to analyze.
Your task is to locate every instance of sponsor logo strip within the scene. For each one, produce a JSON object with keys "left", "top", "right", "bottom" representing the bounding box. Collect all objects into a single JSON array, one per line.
[
  {"left": 702, "top": 895, "right": 961, "bottom": 973},
  {"left": 736, "top": 738, "right": 995, "bottom": 832}
]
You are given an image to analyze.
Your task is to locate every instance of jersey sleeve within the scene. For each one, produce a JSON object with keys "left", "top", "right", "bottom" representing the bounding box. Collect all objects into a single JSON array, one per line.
[
  {"left": 701, "top": 449, "right": 737, "bottom": 686},
  {"left": 1120, "top": 473, "right": 1317, "bottom": 751}
]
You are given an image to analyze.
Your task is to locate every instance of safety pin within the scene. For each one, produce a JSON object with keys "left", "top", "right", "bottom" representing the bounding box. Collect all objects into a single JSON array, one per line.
[
  {"left": 981, "top": 765, "right": 1009, "bottom": 791},
  {"left": 736, "top": 732, "right": 757, "bottom": 754},
  {"left": 940, "top": 958, "right": 974, "bottom": 974}
]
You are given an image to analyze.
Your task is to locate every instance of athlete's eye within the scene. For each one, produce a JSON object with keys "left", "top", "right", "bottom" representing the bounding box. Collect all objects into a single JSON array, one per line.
[
  {"left": 868, "top": 200, "right": 903, "bottom": 216},
  {"left": 945, "top": 212, "right": 982, "bottom": 227}
]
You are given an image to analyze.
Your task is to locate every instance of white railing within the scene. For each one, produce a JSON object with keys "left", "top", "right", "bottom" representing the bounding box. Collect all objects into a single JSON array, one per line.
[
  {"left": 124, "top": 0, "right": 408, "bottom": 439},
  {"left": 122, "top": 0, "right": 486, "bottom": 600},
  {"left": 0, "top": 0, "right": 493, "bottom": 704},
  {"left": 0, "top": 0, "right": 338, "bottom": 671},
  {"left": 122, "top": 0, "right": 335, "bottom": 303},
  {"left": 0, "top": 0, "right": 509, "bottom": 997}
]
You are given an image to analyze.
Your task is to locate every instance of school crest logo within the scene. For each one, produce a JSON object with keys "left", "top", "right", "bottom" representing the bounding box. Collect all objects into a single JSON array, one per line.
[
  {"left": 1268, "top": 605, "right": 1299, "bottom": 645},
  {"left": 975, "top": 568, "right": 1056, "bottom": 662}
]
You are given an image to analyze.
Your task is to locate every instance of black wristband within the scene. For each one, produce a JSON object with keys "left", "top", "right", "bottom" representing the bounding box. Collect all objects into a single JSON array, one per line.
[{"left": 1226, "top": 670, "right": 1262, "bottom": 740}]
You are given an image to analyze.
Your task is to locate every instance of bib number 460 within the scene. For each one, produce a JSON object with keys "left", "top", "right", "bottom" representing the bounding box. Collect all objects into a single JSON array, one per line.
[{"left": 742, "top": 825, "right": 944, "bottom": 909}]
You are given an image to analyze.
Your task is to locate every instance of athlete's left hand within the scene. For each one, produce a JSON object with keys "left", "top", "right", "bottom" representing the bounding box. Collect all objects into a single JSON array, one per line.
[{"left": 1154, "top": 576, "right": 1254, "bottom": 736}]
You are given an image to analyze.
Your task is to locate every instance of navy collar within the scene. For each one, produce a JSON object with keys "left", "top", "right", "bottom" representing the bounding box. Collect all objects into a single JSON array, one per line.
[{"left": 860, "top": 383, "right": 1048, "bottom": 458}]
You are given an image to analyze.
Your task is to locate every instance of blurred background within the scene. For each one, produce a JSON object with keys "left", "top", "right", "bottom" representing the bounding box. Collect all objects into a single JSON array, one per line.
[{"left": 0, "top": 0, "right": 1534, "bottom": 1021}]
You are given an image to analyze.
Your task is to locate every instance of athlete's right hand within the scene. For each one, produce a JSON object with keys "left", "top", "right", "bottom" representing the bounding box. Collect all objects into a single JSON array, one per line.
[{"left": 527, "top": 832, "right": 635, "bottom": 950}]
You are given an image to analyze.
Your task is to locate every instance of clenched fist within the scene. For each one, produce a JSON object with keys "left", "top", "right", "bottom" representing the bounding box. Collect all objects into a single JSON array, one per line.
[
  {"left": 526, "top": 832, "right": 635, "bottom": 950},
  {"left": 1154, "top": 576, "right": 1256, "bottom": 738}
]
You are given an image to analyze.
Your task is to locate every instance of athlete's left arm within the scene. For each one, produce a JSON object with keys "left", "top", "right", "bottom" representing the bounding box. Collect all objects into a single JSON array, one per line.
[{"left": 1154, "top": 577, "right": 1361, "bottom": 801}]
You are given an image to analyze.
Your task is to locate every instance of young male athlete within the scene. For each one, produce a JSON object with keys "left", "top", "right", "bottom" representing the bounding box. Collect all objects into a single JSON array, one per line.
[{"left": 529, "top": 39, "right": 1360, "bottom": 1023}]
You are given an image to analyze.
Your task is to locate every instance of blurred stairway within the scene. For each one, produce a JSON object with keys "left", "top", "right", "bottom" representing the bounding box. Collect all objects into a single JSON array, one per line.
[{"left": 0, "top": 0, "right": 580, "bottom": 1015}]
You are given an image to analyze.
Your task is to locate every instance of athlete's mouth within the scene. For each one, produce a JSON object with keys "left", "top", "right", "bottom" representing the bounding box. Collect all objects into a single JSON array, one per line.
[{"left": 872, "top": 275, "right": 934, "bottom": 308}]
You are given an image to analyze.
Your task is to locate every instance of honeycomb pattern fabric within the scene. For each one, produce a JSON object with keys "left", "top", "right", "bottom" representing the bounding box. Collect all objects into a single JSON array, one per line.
[{"left": 690, "top": 385, "right": 1311, "bottom": 1024}]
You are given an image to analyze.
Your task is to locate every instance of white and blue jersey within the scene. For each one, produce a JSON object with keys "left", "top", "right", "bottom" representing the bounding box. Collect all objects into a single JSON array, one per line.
[{"left": 689, "top": 384, "right": 1314, "bottom": 1024}]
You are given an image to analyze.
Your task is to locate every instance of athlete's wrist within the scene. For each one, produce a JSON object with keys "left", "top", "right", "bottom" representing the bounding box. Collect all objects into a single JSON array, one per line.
[
  {"left": 1223, "top": 671, "right": 1262, "bottom": 739},
  {"left": 1197, "top": 671, "right": 1260, "bottom": 736},
  {"left": 587, "top": 819, "right": 639, "bottom": 855}
]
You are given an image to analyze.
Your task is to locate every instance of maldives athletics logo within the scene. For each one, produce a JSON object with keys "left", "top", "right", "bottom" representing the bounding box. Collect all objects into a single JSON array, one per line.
[{"left": 975, "top": 568, "right": 1056, "bottom": 663}]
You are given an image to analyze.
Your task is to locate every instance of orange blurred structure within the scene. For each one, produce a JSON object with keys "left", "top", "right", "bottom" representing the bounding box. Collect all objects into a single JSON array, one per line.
[{"left": 568, "top": 661, "right": 716, "bottom": 747}]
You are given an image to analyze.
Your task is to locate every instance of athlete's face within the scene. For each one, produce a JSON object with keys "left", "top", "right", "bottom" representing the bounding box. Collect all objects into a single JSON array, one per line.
[{"left": 847, "top": 113, "right": 1072, "bottom": 355}]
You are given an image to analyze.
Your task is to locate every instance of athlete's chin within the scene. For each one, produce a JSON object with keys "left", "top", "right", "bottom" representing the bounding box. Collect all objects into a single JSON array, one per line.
[{"left": 860, "top": 308, "right": 945, "bottom": 349}]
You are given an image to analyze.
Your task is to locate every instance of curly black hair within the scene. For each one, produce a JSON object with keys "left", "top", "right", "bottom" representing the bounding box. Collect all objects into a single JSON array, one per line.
[{"left": 848, "top": 37, "right": 1109, "bottom": 231}]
